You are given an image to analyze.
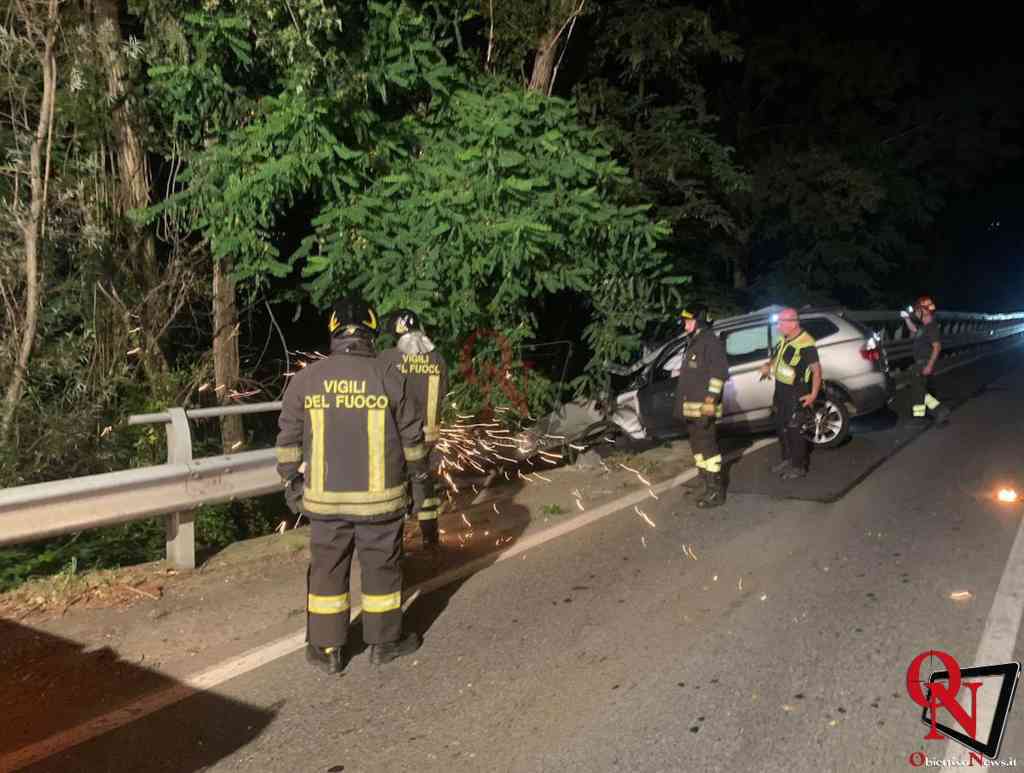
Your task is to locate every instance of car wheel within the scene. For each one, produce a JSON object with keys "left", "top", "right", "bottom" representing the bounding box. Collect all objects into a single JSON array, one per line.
[
  {"left": 565, "top": 420, "right": 620, "bottom": 463},
  {"left": 802, "top": 396, "right": 849, "bottom": 449}
]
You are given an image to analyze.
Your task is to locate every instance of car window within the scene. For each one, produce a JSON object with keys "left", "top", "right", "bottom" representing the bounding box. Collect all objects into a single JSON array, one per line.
[
  {"left": 722, "top": 326, "right": 770, "bottom": 366},
  {"left": 653, "top": 338, "right": 688, "bottom": 382},
  {"left": 802, "top": 318, "right": 839, "bottom": 341}
]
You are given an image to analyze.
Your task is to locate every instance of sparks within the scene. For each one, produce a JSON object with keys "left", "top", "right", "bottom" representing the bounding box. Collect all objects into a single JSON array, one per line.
[
  {"left": 575, "top": 498, "right": 584, "bottom": 511},
  {"left": 230, "top": 441, "right": 243, "bottom": 450},
  {"left": 461, "top": 513, "right": 472, "bottom": 528},
  {"left": 198, "top": 383, "right": 211, "bottom": 393},
  {"left": 648, "top": 488, "right": 659, "bottom": 500},
  {"left": 634, "top": 506, "right": 656, "bottom": 529},
  {"left": 99, "top": 425, "right": 113, "bottom": 438},
  {"left": 641, "top": 536, "right": 647, "bottom": 548},
  {"left": 126, "top": 347, "right": 141, "bottom": 356}
]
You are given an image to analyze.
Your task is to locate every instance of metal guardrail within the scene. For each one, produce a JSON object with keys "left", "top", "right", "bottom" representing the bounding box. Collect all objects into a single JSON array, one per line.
[{"left": 2, "top": 310, "right": 1023, "bottom": 569}]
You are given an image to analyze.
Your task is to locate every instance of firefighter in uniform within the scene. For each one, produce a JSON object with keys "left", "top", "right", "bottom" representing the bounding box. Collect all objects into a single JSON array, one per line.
[
  {"left": 675, "top": 306, "right": 730, "bottom": 508},
  {"left": 275, "top": 297, "right": 431, "bottom": 674},
  {"left": 759, "top": 307, "right": 822, "bottom": 480},
  {"left": 379, "top": 309, "right": 449, "bottom": 552},
  {"left": 902, "top": 296, "right": 950, "bottom": 426}
]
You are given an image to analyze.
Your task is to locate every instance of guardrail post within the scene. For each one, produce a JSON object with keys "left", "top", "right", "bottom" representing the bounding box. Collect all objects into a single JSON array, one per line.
[{"left": 165, "top": 407, "right": 196, "bottom": 570}]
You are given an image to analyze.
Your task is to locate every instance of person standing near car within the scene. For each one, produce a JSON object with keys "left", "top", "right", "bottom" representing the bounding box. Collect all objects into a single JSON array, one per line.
[
  {"left": 902, "top": 296, "right": 950, "bottom": 426},
  {"left": 759, "top": 308, "right": 822, "bottom": 480},
  {"left": 675, "top": 306, "right": 730, "bottom": 508}
]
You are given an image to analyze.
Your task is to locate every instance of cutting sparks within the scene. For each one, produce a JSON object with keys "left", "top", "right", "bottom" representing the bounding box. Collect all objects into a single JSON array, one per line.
[
  {"left": 99, "top": 425, "right": 113, "bottom": 438},
  {"left": 950, "top": 591, "right": 973, "bottom": 601},
  {"left": 648, "top": 488, "right": 659, "bottom": 500},
  {"left": 641, "top": 536, "right": 647, "bottom": 548},
  {"left": 634, "top": 506, "right": 656, "bottom": 529},
  {"left": 126, "top": 347, "right": 141, "bottom": 356},
  {"left": 575, "top": 498, "right": 585, "bottom": 511}
]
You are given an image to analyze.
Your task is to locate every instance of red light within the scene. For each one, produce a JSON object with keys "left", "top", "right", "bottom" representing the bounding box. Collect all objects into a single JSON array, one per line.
[{"left": 860, "top": 347, "right": 880, "bottom": 362}]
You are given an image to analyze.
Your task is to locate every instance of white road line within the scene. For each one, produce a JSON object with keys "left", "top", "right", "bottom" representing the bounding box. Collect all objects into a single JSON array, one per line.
[
  {"left": 944, "top": 501, "right": 1024, "bottom": 763},
  {"left": 1, "top": 436, "right": 776, "bottom": 772}
]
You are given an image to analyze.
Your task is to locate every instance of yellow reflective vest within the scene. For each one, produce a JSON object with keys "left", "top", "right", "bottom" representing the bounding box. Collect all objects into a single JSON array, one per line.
[{"left": 771, "top": 330, "right": 818, "bottom": 390}]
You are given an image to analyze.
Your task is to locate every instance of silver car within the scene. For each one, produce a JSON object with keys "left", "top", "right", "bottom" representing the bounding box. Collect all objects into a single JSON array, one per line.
[{"left": 610, "top": 305, "right": 893, "bottom": 448}]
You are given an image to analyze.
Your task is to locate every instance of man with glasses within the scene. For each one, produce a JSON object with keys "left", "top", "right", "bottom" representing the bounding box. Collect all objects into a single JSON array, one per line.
[{"left": 759, "top": 308, "right": 822, "bottom": 479}]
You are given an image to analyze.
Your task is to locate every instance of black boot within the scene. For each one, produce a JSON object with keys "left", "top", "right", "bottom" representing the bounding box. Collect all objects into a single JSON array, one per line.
[
  {"left": 305, "top": 643, "right": 346, "bottom": 675},
  {"left": 697, "top": 472, "right": 726, "bottom": 508},
  {"left": 693, "top": 468, "right": 708, "bottom": 498},
  {"left": 370, "top": 632, "right": 421, "bottom": 666},
  {"left": 932, "top": 404, "right": 951, "bottom": 426}
]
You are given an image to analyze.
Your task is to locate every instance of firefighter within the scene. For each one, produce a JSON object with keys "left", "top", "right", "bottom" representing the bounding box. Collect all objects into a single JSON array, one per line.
[
  {"left": 758, "top": 307, "right": 822, "bottom": 480},
  {"left": 275, "top": 297, "right": 431, "bottom": 675},
  {"left": 902, "top": 295, "right": 950, "bottom": 426},
  {"left": 379, "top": 309, "right": 449, "bottom": 553},
  {"left": 675, "top": 305, "right": 730, "bottom": 508}
]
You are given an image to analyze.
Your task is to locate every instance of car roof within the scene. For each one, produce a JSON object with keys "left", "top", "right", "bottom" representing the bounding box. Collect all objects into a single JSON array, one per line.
[{"left": 712, "top": 304, "right": 848, "bottom": 328}]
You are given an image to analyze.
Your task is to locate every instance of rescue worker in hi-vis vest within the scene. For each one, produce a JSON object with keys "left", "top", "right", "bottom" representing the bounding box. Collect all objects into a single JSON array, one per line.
[
  {"left": 674, "top": 306, "right": 730, "bottom": 508},
  {"left": 379, "top": 309, "right": 450, "bottom": 553},
  {"left": 275, "top": 297, "right": 431, "bottom": 675},
  {"left": 901, "top": 295, "right": 950, "bottom": 426},
  {"left": 759, "top": 307, "right": 822, "bottom": 480}
]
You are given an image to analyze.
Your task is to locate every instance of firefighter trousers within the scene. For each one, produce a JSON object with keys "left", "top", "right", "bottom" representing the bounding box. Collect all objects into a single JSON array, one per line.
[
  {"left": 909, "top": 367, "right": 942, "bottom": 418},
  {"left": 411, "top": 444, "right": 441, "bottom": 543},
  {"left": 685, "top": 418, "right": 722, "bottom": 473},
  {"left": 306, "top": 514, "right": 404, "bottom": 649},
  {"left": 774, "top": 391, "right": 810, "bottom": 471}
]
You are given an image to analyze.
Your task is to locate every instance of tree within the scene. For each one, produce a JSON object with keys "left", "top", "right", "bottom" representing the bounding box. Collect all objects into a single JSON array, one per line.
[
  {"left": 299, "top": 82, "right": 676, "bottom": 400},
  {"left": 0, "top": 0, "right": 59, "bottom": 446}
]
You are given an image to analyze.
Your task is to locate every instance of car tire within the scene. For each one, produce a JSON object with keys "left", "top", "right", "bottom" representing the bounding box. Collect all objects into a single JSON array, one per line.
[
  {"left": 565, "top": 420, "right": 620, "bottom": 463},
  {"left": 803, "top": 394, "right": 850, "bottom": 449}
]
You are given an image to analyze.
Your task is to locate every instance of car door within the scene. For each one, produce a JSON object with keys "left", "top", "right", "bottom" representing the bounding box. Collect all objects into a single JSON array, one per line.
[
  {"left": 718, "top": 324, "right": 774, "bottom": 428},
  {"left": 635, "top": 337, "right": 689, "bottom": 437}
]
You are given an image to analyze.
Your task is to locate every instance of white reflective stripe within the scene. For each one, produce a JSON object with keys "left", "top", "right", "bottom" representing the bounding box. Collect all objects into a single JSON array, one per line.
[
  {"left": 703, "top": 455, "right": 722, "bottom": 473},
  {"left": 417, "top": 510, "right": 438, "bottom": 521},
  {"left": 421, "top": 497, "right": 441, "bottom": 508},
  {"left": 362, "top": 591, "right": 401, "bottom": 614},
  {"left": 708, "top": 384, "right": 722, "bottom": 395},
  {"left": 426, "top": 374, "right": 440, "bottom": 438},
  {"left": 307, "top": 593, "right": 350, "bottom": 615},
  {"left": 913, "top": 405, "right": 927, "bottom": 416}
]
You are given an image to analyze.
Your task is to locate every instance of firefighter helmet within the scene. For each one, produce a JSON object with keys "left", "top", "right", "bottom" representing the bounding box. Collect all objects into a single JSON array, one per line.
[
  {"left": 915, "top": 296, "right": 936, "bottom": 314},
  {"left": 328, "top": 297, "right": 380, "bottom": 337},
  {"left": 679, "top": 305, "right": 710, "bottom": 326},
  {"left": 390, "top": 309, "right": 421, "bottom": 337}
]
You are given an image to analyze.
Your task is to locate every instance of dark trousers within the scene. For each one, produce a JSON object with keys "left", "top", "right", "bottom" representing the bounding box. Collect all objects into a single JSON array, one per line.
[
  {"left": 909, "top": 367, "right": 941, "bottom": 418},
  {"left": 307, "top": 515, "right": 404, "bottom": 648},
  {"left": 685, "top": 418, "right": 722, "bottom": 473},
  {"left": 774, "top": 391, "right": 809, "bottom": 471},
  {"left": 412, "top": 444, "right": 441, "bottom": 543}
]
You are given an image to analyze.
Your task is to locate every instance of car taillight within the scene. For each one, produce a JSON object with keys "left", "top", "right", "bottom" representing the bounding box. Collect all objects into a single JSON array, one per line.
[{"left": 859, "top": 347, "right": 880, "bottom": 362}]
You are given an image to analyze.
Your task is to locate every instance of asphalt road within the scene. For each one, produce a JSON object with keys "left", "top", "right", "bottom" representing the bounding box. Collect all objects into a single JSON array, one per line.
[{"left": 17, "top": 350, "right": 1024, "bottom": 773}]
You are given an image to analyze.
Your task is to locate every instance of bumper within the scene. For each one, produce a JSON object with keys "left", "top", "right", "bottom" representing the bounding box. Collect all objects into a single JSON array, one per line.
[{"left": 843, "top": 372, "right": 893, "bottom": 416}]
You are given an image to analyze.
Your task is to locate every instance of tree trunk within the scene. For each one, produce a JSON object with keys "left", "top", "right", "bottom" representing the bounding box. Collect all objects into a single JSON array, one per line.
[
  {"left": 1, "top": 0, "right": 58, "bottom": 445},
  {"left": 213, "top": 256, "right": 244, "bottom": 452},
  {"left": 528, "top": 28, "right": 560, "bottom": 94},
  {"left": 527, "top": 0, "right": 582, "bottom": 96},
  {"left": 93, "top": 0, "right": 170, "bottom": 382}
]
